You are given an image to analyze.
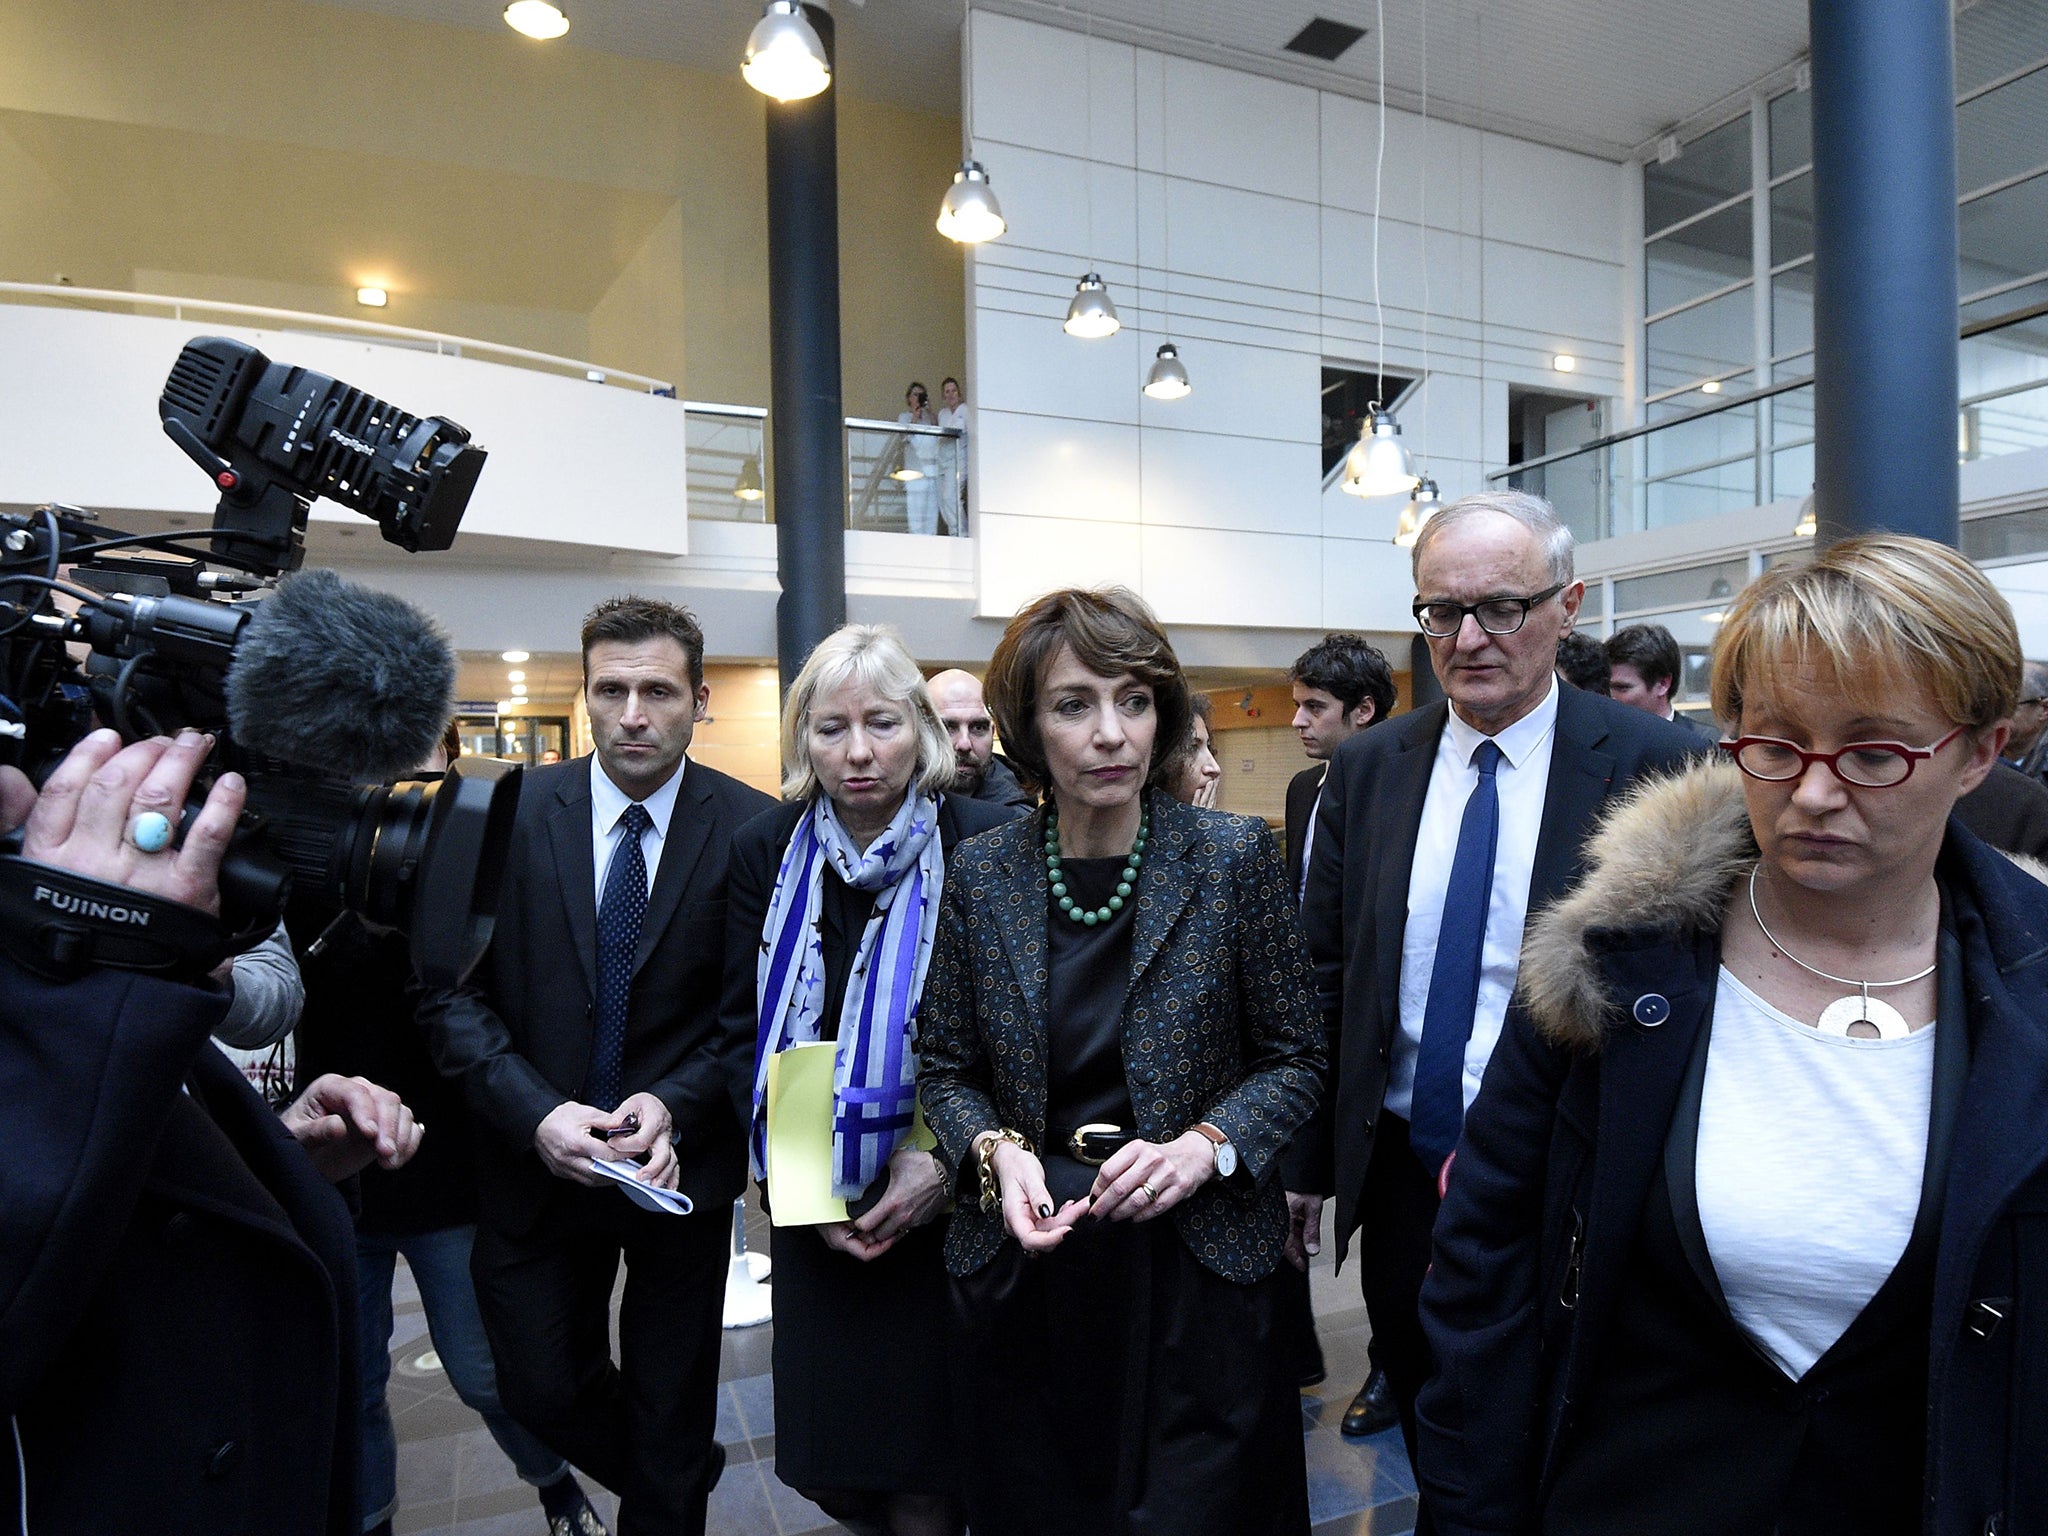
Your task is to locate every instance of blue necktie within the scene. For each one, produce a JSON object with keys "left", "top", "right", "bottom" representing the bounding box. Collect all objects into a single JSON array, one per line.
[
  {"left": 1411, "top": 740, "right": 1502, "bottom": 1172},
  {"left": 590, "top": 801, "right": 653, "bottom": 1112}
]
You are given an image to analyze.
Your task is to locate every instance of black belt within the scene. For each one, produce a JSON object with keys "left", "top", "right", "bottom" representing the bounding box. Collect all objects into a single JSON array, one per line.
[{"left": 1048, "top": 1122, "right": 1138, "bottom": 1166}]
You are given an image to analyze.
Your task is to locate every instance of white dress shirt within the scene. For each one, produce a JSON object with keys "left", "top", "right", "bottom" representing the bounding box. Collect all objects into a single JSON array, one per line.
[
  {"left": 1298, "top": 766, "right": 1329, "bottom": 907},
  {"left": 590, "top": 755, "right": 686, "bottom": 900},
  {"left": 1387, "top": 679, "right": 1560, "bottom": 1120}
]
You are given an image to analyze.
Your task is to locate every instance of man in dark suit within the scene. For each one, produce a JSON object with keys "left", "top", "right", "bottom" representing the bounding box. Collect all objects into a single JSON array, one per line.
[
  {"left": 1282, "top": 632, "right": 1397, "bottom": 1431},
  {"left": 1288, "top": 492, "right": 1702, "bottom": 1468},
  {"left": 1605, "top": 622, "right": 1719, "bottom": 744},
  {"left": 422, "top": 596, "right": 774, "bottom": 1535}
]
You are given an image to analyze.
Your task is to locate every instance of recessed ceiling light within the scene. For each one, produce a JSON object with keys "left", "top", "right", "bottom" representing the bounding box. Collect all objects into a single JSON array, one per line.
[
  {"left": 501, "top": 650, "right": 530, "bottom": 663},
  {"left": 497, "top": 699, "right": 523, "bottom": 715},
  {"left": 511, "top": 683, "right": 529, "bottom": 696},
  {"left": 1700, "top": 379, "right": 1723, "bottom": 394},
  {"left": 504, "top": 0, "right": 569, "bottom": 40},
  {"left": 356, "top": 287, "right": 388, "bottom": 308},
  {"left": 1552, "top": 353, "right": 1577, "bottom": 373},
  {"left": 507, "top": 669, "right": 526, "bottom": 682}
]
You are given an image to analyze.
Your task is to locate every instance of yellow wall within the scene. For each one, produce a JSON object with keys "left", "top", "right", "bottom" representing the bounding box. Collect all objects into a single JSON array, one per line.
[{"left": 0, "top": 0, "right": 965, "bottom": 413}]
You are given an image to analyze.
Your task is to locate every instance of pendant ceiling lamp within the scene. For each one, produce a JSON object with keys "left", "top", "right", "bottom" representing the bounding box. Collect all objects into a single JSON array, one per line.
[
  {"left": 1794, "top": 493, "right": 1817, "bottom": 538},
  {"left": 1143, "top": 343, "right": 1191, "bottom": 400},
  {"left": 1342, "top": 0, "right": 1419, "bottom": 499},
  {"left": 733, "top": 455, "right": 765, "bottom": 502},
  {"left": 1064, "top": 272, "right": 1121, "bottom": 338},
  {"left": 1346, "top": 408, "right": 1420, "bottom": 497},
  {"left": 937, "top": 161, "right": 1006, "bottom": 243},
  {"left": 504, "top": 0, "right": 569, "bottom": 40},
  {"left": 743, "top": 0, "right": 831, "bottom": 103},
  {"left": 1393, "top": 476, "right": 1442, "bottom": 547}
]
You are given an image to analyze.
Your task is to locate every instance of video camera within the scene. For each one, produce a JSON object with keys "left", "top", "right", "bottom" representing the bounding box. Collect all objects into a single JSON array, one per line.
[{"left": 0, "top": 337, "right": 517, "bottom": 987}]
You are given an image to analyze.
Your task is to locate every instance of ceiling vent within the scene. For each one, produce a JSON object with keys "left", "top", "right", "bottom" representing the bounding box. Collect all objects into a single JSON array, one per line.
[{"left": 1283, "top": 17, "right": 1366, "bottom": 62}]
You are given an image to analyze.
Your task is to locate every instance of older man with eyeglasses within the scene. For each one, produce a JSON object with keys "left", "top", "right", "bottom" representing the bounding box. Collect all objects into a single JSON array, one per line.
[
  {"left": 2004, "top": 660, "right": 2048, "bottom": 780},
  {"left": 1283, "top": 491, "right": 1707, "bottom": 1485}
]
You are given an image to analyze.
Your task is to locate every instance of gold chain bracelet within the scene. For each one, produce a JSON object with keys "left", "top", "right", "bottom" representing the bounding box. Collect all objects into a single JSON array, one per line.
[{"left": 976, "top": 1128, "right": 1033, "bottom": 1214}]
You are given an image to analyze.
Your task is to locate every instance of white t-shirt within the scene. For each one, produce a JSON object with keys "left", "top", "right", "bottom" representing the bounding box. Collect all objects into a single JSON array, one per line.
[{"left": 1696, "top": 967, "right": 1935, "bottom": 1378}]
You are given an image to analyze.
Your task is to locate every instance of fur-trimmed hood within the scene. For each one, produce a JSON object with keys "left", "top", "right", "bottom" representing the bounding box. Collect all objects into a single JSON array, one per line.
[
  {"left": 1519, "top": 757, "right": 2048, "bottom": 1054},
  {"left": 1517, "top": 758, "right": 1756, "bottom": 1054}
]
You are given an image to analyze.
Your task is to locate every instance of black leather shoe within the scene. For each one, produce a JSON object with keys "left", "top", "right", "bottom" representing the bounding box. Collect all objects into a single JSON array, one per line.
[{"left": 1341, "top": 1367, "right": 1399, "bottom": 1438}]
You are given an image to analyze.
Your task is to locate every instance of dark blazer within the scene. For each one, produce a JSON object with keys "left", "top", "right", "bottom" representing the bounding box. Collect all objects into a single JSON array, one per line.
[
  {"left": 420, "top": 754, "right": 774, "bottom": 1230},
  {"left": 1416, "top": 768, "right": 2048, "bottom": 1536},
  {"left": 1283, "top": 762, "right": 1326, "bottom": 901},
  {"left": 1, "top": 963, "right": 359, "bottom": 1535},
  {"left": 1954, "top": 758, "right": 2048, "bottom": 861},
  {"left": 719, "top": 791, "right": 1017, "bottom": 1136},
  {"left": 1291, "top": 686, "right": 1703, "bottom": 1262},
  {"left": 918, "top": 791, "right": 1325, "bottom": 1283}
]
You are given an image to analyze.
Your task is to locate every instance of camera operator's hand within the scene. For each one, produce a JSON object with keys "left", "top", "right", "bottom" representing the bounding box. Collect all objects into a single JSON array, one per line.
[
  {"left": 281, "top": 1073, "right": 425, "bottom": 1182},
  {"left": 0, "top": 765, "right": 35, "bottom": 838},
  {"left": 14, "top": 728, "right": 242, "bottom": 914}
]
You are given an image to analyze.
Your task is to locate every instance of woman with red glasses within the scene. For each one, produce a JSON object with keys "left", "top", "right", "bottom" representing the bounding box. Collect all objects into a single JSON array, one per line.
[{"left": 1414, "top": 534, "right": 2048, "bottom": 1536}]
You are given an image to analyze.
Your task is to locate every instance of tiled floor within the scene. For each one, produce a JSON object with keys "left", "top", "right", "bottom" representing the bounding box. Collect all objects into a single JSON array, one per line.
[{"left": 392, "top": 1199, "right": 1416, "bottom": 1536}]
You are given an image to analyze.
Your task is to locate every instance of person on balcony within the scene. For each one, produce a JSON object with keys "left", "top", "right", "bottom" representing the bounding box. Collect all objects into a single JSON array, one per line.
[{"left": 897, "top": 382, "right": 944, "bottom": 537}]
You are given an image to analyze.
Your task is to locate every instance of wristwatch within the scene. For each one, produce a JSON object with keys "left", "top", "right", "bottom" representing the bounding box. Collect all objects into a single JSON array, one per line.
[{"left": 1194, "top": 1121, "right": 1237, "bottom": 1178}]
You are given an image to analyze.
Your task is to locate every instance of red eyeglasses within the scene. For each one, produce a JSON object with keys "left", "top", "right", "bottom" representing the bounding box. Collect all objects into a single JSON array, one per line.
[{"left": 1718, "top": 726, "right": 1965, "bottom": 788}]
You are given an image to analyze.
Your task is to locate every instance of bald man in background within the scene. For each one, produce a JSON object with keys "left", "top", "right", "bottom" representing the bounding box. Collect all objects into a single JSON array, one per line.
[{"left": 927, "top": 668, "right": 1033, "bottom": 816}]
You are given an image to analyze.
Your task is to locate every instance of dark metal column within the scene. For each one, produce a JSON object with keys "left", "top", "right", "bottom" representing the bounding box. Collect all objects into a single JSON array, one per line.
[
  {"left": 1409, "top": 635, "right": 1446, "bottom": 711},
  {"left": 1809, "top": 0, "right": 1959, "bottom": 545},
  {"left": 766, "top": 4, "right": 846, "bottom": 690}
]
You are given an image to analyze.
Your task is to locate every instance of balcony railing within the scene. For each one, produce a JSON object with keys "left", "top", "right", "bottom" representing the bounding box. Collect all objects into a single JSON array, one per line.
[
  {"left": 1, "top": 283, "right": 972, "bottom": 538},
  {"left": 1491, "top": 303, "right": 2048, "bottom": 542}
]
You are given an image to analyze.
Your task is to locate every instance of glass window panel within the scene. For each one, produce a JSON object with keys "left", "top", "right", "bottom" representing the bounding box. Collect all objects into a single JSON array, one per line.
[
  {"left": 1761, "top": 546, "right": 1812, "bottom": 571},
  {"left": 1645, "top": 115, "right": 1753, "bottom": 234},
  {"left": 1578, "top": 581, "right": 1605, "bottom": 621},
  {"left": 1644, "top": 465, "right": 1760, "bottom": 529},
  {"left": 1644, "top": 404, "right": 1757, "bottom": 483},
  {"left": 1770, "top": 442, "right": 1815, "bottom": 502},
  {"left": 1957, "top": 68, "right": 2048, "bottom": 196},
  {"left": 1964, "top": 382, "right": 2048, "bottom": 461},
  {"left": 1613, "top": 558, "right": 1750, "bottom": 614},
  {"left": 1956, "top": 0, "right": 2048, "bottom": 97},
  {"left": 1963, "top": 274, "right": 2048, "bottom": 325},
  {"left": 1961, "top": 170, "right": 2048, "bottom": 296},
  {"left": 1960, "top": 314, "right": 2048, "bottom": 403},
  {"left": 1769, "top": 383, "right": 1816, "bottom": 448},
  {"left": 1773, "top": 351, "right": 1814, "bottom": 383},
  {"left": 1963, "top": 506, "right": 2048, "bottom": 562},
  {"left": 1769, "top": 89, "right": 1811, "bottom": 177},
  {"left": 1647, "top": 202, "right": 1753, "bottom": 314},
  {"left": 1645, "top": 284, "right": 1756, "bottom": 396},
  {"left": 1772, "top": 264, "right": 1814, "bottom": 358},
  {"left": 1771, "top": 171, "right": 1814, "bottom": 266}
]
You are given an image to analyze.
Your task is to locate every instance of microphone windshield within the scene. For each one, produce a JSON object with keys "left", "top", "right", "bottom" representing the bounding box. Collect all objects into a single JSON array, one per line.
[{"left": 225, "top": 569, "right": 457, "bottom": 781}]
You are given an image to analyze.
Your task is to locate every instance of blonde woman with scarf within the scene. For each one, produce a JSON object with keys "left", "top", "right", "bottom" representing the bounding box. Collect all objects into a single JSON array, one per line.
[{"left": 721, "top": 624, "right": 1011, "bottom": 1536}]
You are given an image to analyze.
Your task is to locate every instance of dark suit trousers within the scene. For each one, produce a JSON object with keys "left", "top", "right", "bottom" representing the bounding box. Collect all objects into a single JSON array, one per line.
[
  {"left": 1357, "top": 1110, "right": 1441, "bottom": 1468},
  {"left": 472, "top": 1183, "right": 727, "bottom": 1536}
]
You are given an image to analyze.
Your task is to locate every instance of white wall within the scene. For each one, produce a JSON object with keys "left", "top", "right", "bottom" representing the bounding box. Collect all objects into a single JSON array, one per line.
[{"left": 963, "top": 11, "right": 1630, "bottom": 630}]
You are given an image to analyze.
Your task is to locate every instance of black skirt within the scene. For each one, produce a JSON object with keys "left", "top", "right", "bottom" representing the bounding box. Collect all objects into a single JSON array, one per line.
[
  {"left": 769, "top": 1218, "right": 958, "bottom": 1495},
  {"left": 947, "top": 1208, "right": 1309, "bottom": 1536}
]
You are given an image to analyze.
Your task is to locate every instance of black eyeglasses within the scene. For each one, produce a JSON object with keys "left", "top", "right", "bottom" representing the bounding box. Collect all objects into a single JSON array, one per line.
[
  {"left": 1414, "top": 583, "right": 1567, "bottom": 638},
  {"left": 1719, "top": 727, "right": 1964, "bottom": 788}
]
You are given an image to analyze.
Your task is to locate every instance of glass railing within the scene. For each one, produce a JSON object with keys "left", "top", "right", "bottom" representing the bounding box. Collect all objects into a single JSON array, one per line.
[
  {"left": 1492, "top": 305, "right": 2048, "bottom": 543},
  {"left": 683, "top": 411, "right": 966, "bottom": 536},
  {"left": 846, "top": 418, "right": 965, "bottom": 536}
]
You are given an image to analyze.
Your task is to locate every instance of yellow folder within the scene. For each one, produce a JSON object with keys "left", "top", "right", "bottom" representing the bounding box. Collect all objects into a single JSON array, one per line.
[{"left": 765, "top": 1040, "right": 936, "bottom": 1227}]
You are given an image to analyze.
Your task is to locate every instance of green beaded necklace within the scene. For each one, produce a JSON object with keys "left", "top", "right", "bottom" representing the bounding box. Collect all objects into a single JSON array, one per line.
[{"left": 1044, "top": 802, "right": 1148, "bottom": 926}]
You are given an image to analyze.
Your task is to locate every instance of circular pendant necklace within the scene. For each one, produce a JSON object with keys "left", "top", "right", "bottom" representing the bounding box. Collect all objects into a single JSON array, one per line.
[
  {"left": 1745, "top": 864, "right": 1934, "bottom": 1039},
  {"left": 1045, "top": 803, "right": 1147, "bottom": 926}
]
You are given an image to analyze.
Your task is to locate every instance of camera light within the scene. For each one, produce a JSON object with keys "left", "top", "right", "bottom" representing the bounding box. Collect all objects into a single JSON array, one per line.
[
  {"left": 356, "top": 287, "right": 388, "bottom": 308},
  {"left": 501, "top": 650, "right": 530, "bottom": 663},
  {"left": 505, "top": 0, "right": 570, "bottom": 40}
]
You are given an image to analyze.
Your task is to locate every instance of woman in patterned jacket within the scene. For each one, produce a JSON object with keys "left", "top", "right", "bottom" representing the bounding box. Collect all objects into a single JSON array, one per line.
[{"left": 918, "top": 586, "right": 1325, "bottom": 1536}]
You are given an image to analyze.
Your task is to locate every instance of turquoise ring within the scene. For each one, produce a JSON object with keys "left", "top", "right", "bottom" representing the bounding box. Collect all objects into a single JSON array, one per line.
[{"left": 129, "top": 811, "right": 174, "bottom": 854}]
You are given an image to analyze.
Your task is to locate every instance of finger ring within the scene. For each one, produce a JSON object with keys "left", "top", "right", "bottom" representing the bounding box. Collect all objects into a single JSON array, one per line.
[
  {"left": 128, "top": 811, "right": 174, "bottom": 853},
  {"left": 1138, "top": 1181, "right": 1158, "bottom": 1202}
]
